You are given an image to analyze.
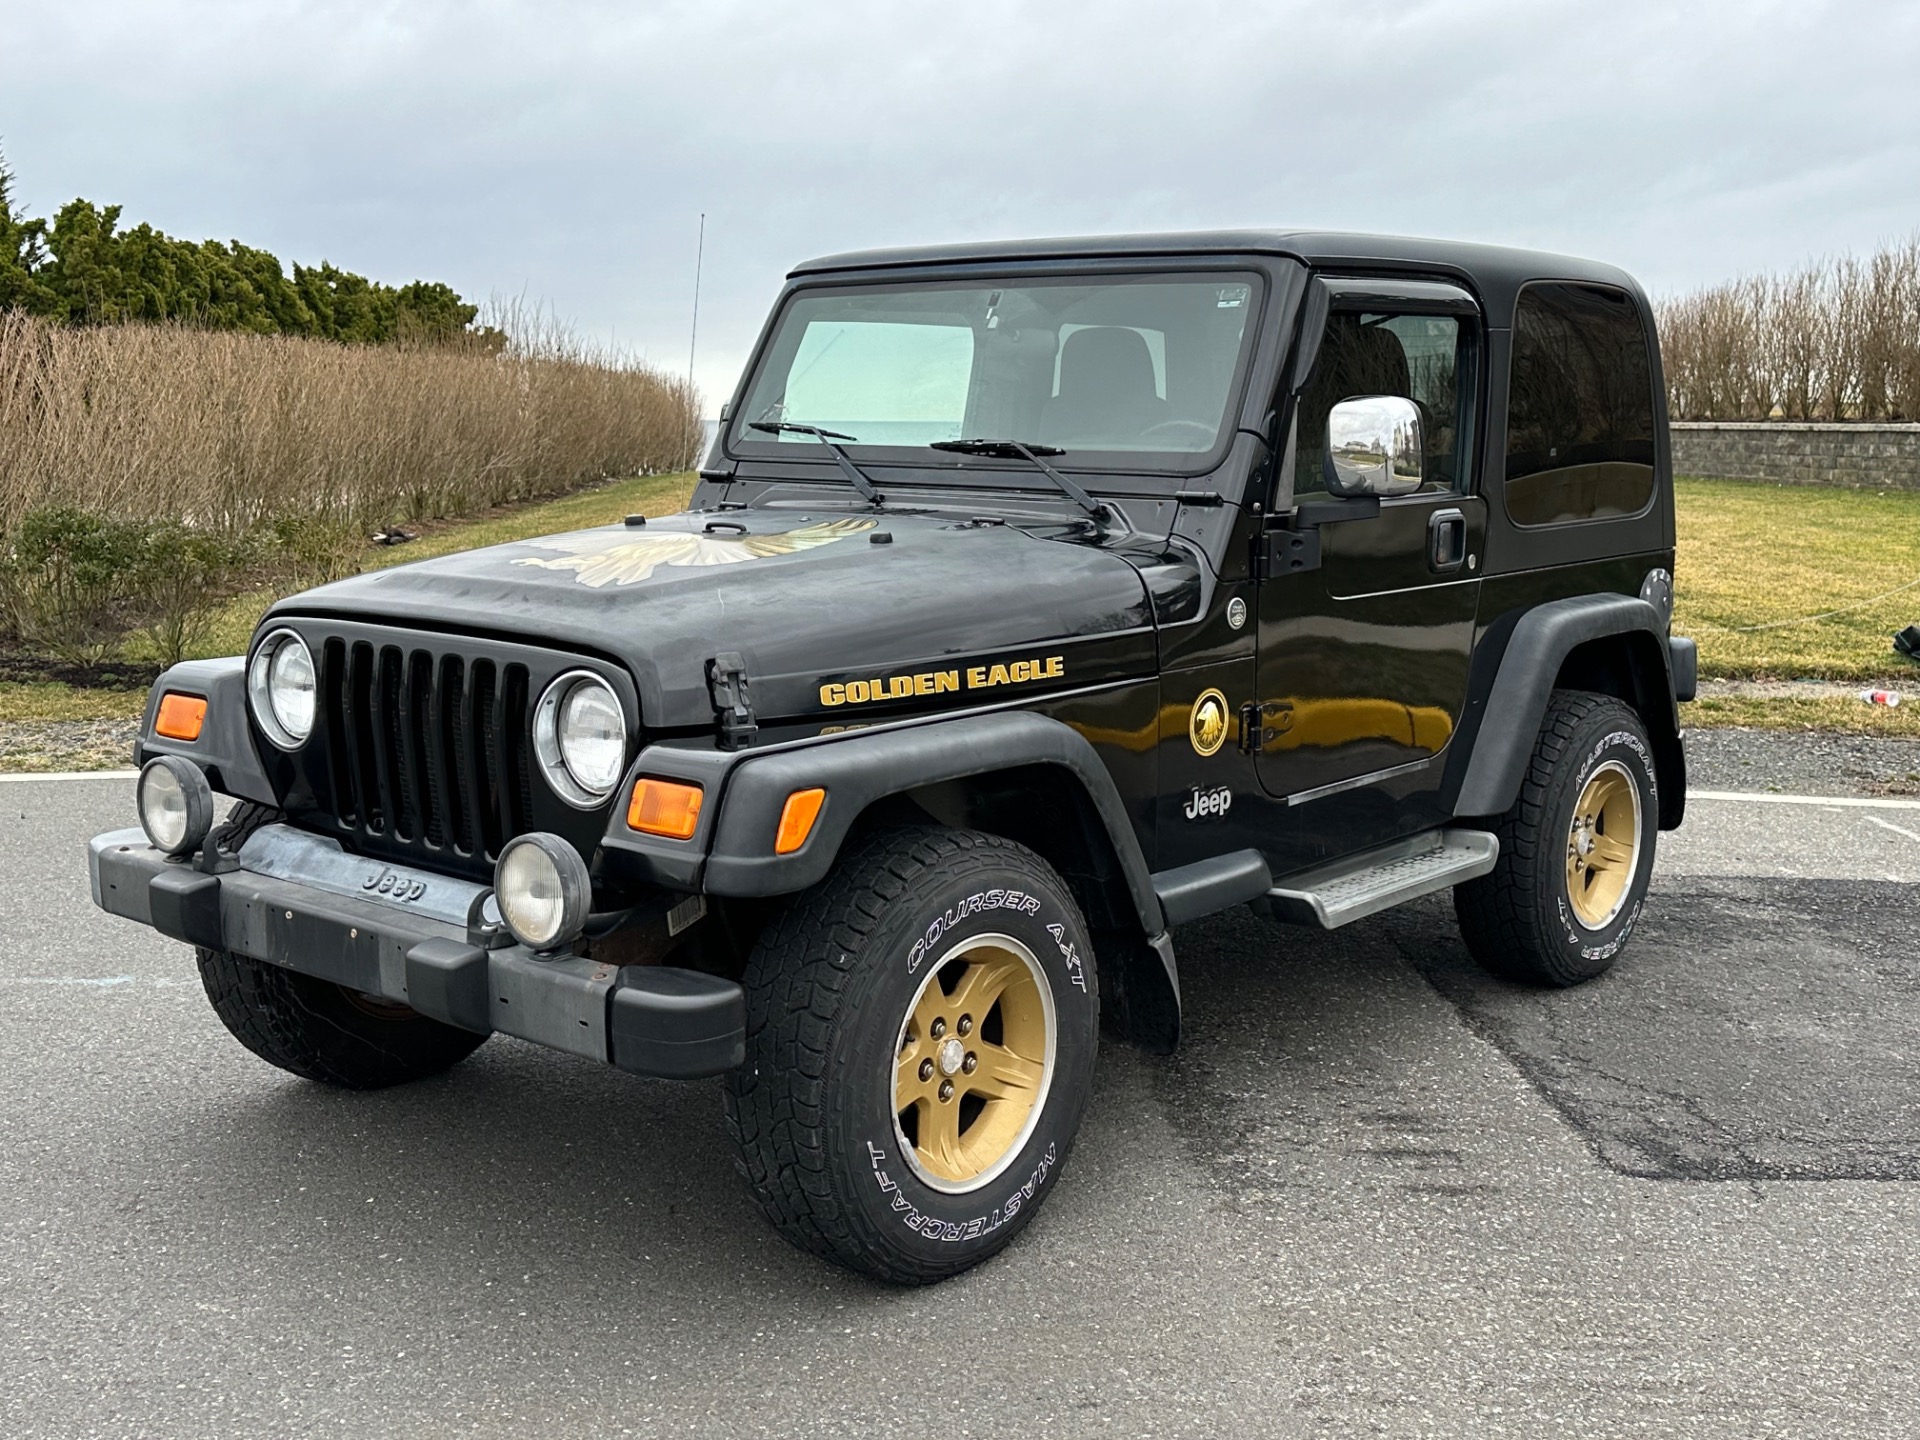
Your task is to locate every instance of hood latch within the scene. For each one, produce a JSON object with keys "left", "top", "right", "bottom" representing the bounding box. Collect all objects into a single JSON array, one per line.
[{"left": 708, "top": 652, "right": 758, "bottom": 751}]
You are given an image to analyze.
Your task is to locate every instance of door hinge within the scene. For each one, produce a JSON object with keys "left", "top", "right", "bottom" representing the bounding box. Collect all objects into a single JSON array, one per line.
[
  {"left": 1240, "top": 700, "right": 1294, "bottom": 753},
  {"left": 707, "top": 652, "right": 758, "bottom": 751},
  {"left": 1252, "top": 526, "right": 1321, "bottom": 580}
]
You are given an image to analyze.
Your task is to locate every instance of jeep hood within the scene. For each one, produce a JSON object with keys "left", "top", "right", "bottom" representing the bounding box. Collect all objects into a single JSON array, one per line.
[{"left": 273, "top": 509, "right": 1159, "bottom": 729}]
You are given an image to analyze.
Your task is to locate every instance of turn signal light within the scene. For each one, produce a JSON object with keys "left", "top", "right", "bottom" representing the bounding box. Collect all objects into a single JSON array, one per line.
[
  {"left": 627, "top": 778, "right": 703, "bottom": 840},
  {"left": 154, "top": 692, "right": 208, "bottom": 742},
  {"left": 775, "top": 787, "right": 827, "bottom": 855}
]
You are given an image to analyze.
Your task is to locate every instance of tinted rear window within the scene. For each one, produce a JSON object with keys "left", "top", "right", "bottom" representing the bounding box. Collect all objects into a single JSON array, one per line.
[{"left": 1504, "top": 283, "right": 1656, "bottom": 526}]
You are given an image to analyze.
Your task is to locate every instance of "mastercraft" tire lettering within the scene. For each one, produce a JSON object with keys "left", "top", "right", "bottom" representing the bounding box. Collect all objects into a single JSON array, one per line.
[{"left": 867, "top": 1140, "right": 1057, "bottom": 1241}]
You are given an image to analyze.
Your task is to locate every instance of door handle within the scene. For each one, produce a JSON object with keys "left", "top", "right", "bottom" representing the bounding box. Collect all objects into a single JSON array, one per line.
[{"left": 1428, "top": 508, "right": 1467, "bottom": 573}]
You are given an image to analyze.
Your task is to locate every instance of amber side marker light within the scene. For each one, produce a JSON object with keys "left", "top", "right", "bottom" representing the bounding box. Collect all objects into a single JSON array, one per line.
[
  {"left": 154, "top": 693, "right": 208, "bottom": 742},
  {"left": 627, "top": 778, "right": 704, "bottom": 840},
  {"left": 775, "top": 787, "right": 827, "bottom": 855}
]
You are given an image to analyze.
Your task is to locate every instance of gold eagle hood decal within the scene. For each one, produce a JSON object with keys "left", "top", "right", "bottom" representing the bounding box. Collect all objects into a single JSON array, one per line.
[{"left": 514, "top": 517, "right": 877, "bottom": 588}]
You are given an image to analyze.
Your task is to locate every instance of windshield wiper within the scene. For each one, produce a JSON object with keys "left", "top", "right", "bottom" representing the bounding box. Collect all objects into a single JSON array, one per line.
[
  {"left": 746, "top": 421, "right": 884, "bottom": 506},
  {"left": 928, "top": 438, "right": 1108, "bottom": 523}
]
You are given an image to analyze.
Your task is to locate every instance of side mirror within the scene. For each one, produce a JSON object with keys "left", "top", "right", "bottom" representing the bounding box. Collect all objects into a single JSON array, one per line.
[{"left": 1325, "top": 395, "right": 1423, "bottom": 497}]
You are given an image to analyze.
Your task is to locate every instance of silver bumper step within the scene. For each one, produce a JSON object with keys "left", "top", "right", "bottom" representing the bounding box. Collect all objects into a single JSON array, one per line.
[{"left": 1262, "top": 828, "right": 1499, "bottom": 930}]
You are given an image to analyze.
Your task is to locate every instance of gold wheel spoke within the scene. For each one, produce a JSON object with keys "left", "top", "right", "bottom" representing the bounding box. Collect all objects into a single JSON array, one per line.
[
  {"left": 908, "top": 984, "right": 948, "bottom": 1040},
  {"left": 919, "top": 1097, "right": 967, "bottom": 1175},
  {"left": 948, "top": 953, "right": 1021, "bottom": 1017},
  {"left": 896, "top": 1042, "right": 930, "bottom": 1105},
  {"left": 966, "top": 1043, "right": 1045, "bottom": 1103}
]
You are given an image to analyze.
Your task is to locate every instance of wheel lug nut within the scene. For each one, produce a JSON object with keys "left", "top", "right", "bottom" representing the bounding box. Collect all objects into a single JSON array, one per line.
[
  {"left": 939, "top": 1081, "right": 954, "bottom": 1102},
  {"left": 962, "top": 1053, "right": 977, "bottom": 1074},
  {"left": 919, "top": 1059, "right": 935, "bottom": 1082},
  {"left": 930, "top": 1018, "right": 946, "bottom": 1039},
  {"left": 957, "top": 1015, "right": 972, "bottom": 1035}
]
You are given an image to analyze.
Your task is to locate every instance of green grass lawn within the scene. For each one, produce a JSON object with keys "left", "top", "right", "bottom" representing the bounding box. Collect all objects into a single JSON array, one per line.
[
  {"left": 1673, "top": 476, "right": 1920, "bottom": 737},
  {"left": 1673, "top": 477, "right": 1919, "bottom": 682},
  {"left": 4, "top": 472, "right": 1917, "bottom": 738}
]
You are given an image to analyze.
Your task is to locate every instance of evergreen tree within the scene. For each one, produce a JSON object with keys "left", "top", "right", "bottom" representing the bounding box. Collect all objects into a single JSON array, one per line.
[
  {"left": 0, "top": 150, "right": 475, "bottom": 343},
  {"left": 0, "top": 157, "right": 59, "bottom": 315}
]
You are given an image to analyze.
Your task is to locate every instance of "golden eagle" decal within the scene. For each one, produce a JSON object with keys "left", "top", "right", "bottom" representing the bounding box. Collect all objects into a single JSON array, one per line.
[{"left": 514, "top": 518, "right": 877, "bottom": 588}]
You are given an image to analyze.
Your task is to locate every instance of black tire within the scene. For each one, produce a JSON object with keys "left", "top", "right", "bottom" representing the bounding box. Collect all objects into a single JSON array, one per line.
[
  {"left": 724, "top": 826, "right": 1100, "bottom": 1285},
  {"left": 1454, "top": 690, "right": 1658, "bottom": 987},
  {"left": 193, "top": 801, "right": 489, "bottom": 1089}
]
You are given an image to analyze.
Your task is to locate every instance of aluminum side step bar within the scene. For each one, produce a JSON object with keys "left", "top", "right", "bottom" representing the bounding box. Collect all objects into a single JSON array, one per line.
[{"left": 1261, "top": 829, "right": 1499, "bottom": 930}]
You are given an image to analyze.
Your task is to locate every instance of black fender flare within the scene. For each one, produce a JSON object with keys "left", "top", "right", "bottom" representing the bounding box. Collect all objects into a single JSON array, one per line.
[
  {"left": 1453, "top": 594, "right": 1686, "bottom": 828},
  {"left": 618, "top": 710, "right": 1182, "bottom": 1049},
  {"left": 704, "top": 711, "right": 1164, "bottom": 928},
  {"left": 132, "top": 657, "right": 278, "bottom": 807}
]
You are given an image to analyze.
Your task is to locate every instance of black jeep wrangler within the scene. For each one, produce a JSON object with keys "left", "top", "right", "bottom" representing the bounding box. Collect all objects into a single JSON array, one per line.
[{"left": 91, "top": 231, "right": 1696, "bottom": 1284}]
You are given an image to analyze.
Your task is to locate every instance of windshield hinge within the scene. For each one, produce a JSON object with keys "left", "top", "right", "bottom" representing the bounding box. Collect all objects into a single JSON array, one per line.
[{"left": 708, "top": 652, "right": 758, "bottom": 751}]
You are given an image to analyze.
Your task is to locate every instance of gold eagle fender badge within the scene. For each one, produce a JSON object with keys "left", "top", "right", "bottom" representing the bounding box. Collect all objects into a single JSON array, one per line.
[
  {"left": 1189, "top": 689, "right": 1230, "bottom": 757},
  {"left": 513, "top": 518, "right": 877, "bottom": 588}
]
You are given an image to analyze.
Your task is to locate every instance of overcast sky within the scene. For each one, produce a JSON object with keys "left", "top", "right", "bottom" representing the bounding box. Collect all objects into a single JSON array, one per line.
[{"left": 6, "top": 0, "right": 1917, "bottom": 410}]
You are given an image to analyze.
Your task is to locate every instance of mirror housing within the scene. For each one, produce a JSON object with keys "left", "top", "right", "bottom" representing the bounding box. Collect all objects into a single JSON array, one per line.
[{"left": 1325, "top": 395, "right": 1423, "bottom": 497}]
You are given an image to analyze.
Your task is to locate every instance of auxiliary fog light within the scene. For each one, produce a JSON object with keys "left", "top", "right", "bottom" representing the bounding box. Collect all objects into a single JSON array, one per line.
[
  {"left": 493, "top": 832, "right": 592, "bottom": 951},
  {"left": 137, "top": 755, "right": 214, "bottom": 857}
]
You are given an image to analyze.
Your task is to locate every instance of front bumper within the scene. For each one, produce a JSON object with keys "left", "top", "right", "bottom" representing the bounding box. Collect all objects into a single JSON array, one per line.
[{"left": 89, "top": 826, "right": 744, "bottom": 1080}]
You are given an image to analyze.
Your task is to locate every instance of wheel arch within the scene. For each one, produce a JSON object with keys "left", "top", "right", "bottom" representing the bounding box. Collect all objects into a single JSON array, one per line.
[{"left": 1454, "top": 594, "right": 1687, "bottom": 830}]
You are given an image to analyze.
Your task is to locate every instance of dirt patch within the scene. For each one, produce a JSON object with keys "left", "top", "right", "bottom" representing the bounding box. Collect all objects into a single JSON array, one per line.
[{"left": 0, "top": 642, "right": 163, "bottom": 691}]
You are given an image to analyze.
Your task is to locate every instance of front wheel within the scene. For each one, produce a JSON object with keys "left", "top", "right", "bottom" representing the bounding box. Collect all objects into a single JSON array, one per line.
[
  {"left": 1454, "top": 689, "right": 1659, "bottom": 986},
  {"left": 197, "top": 946, "right": 489, "bottom": 1088},
  {"left": 190, "top": 801, "right": 488, "bottom": 1088},
  {"left": 724, "top": 826, "right": 1099, "bottom": 1285}
]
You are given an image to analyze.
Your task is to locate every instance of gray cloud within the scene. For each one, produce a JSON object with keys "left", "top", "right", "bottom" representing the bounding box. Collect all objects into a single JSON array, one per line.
[{"left": 6, "top": 0, "right": 1915, "bottom": 408}]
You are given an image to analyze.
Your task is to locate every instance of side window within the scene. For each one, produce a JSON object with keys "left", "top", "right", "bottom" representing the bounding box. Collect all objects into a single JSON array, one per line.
[
  {"left": 1293, "top": 311, "right": 1472, "bottom": 496},
  {"left": 1504, "top": 283, "right": 1656, "bottom": 526}
]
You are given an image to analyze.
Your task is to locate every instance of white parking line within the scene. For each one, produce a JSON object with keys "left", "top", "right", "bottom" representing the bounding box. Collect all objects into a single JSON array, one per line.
[
  {"left": 0, "top": 975, "right": 191, "bottom": 987},
  {"left": 0, "top": 769, "right": 138, "bottom": 783},
  {"left": 1688, "top": 789, "right": 1920, "bottom": 811}
]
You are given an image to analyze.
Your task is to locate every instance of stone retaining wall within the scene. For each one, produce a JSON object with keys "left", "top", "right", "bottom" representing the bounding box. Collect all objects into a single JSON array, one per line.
[{"left": 1670, "top": 421, "right": 1920, "bottom": 489}]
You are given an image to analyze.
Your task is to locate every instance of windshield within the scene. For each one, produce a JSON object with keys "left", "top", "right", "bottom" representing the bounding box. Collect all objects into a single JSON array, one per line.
[{"left": 731, "top": 272, "right": 1262, "bottom": 466}]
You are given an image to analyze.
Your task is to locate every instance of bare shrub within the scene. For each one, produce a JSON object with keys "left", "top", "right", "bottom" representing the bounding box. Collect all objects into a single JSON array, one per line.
[
  {"left": 1657, "top": 238, "right": 1920, "bottom": 422},
  {"left": 0, "top": 311, "right": 702, "bottom": 539}
]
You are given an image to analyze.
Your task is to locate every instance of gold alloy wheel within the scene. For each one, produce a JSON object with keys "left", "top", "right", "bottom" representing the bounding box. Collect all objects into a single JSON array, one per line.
[
  {"left": 892, "top": 935, "right": 1056, "bottom": 1194},
  {"left": 1565, "top": 760, "right": 1642, "bottom": 930}
]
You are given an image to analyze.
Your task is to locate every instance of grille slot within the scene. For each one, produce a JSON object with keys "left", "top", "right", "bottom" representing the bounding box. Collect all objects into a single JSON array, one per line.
[{"left": 319, "top": 637, "right": 533, "bottom": 864}]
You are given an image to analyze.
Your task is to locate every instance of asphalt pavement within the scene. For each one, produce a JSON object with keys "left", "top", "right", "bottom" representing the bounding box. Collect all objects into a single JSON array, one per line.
[{"left": 4, "top": 757, "right": 1919, "bottom": 1439}]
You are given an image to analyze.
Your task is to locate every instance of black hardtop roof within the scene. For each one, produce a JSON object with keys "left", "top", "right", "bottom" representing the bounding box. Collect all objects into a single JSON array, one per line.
[{"left": 791, "top": 230, "right": 1640, "bottom": 301}]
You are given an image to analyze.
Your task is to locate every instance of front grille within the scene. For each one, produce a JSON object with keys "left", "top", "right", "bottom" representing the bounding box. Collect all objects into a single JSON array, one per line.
[{"left": 319, "top": 636, "right": 535, "bottom": 864}]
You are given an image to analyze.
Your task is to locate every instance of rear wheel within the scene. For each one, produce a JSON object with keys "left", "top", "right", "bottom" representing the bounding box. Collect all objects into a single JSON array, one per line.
[
  {"left": 1455, "top": 690, "right": 1658, "bottom": 986},
  {"left": 724, "top": 826, "right": 1099, "bottom": 1285}
]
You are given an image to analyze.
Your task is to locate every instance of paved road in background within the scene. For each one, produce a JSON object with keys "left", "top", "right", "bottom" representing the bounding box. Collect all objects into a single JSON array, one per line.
[{"left": 4, "top": 772, "right": 1918, "bottom": 1438}]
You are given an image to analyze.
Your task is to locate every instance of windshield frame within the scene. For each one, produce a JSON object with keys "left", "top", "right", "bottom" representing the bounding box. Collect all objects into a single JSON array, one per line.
[{"left": 723, "top": 260, "right": 1275, "bottom": 489}]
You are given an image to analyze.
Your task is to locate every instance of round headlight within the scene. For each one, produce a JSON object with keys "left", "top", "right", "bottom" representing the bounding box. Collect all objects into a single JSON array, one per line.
[
  {"left": 534, "top": 671, "right": 628, "bottom": 805},
  {"left": 138, "top": 755, "right": 214, "bottom": 857},
  {"left": 494, "top": 833, "right": 591, "bottom": 950},
  {"left": 248, "top": 629, "right": 316, "bottom": 748}
]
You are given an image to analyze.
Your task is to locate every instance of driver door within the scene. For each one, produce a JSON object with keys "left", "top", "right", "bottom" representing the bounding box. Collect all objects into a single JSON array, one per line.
[{"left": 1252, "top": 281, "right": 1486, "bottom": 869}]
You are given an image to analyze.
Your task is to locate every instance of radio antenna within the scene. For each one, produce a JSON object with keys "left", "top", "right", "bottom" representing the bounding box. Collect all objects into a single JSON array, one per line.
[{"left": 687, "top": 212, "right": 706, "bottom": 389}]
